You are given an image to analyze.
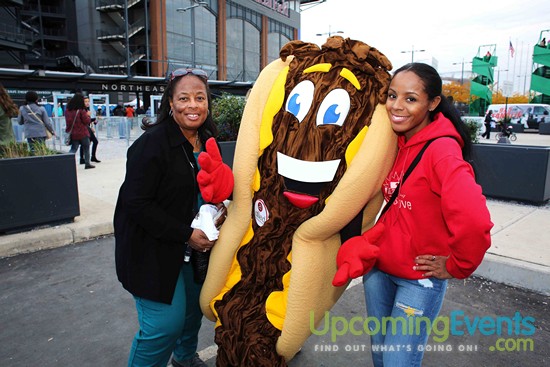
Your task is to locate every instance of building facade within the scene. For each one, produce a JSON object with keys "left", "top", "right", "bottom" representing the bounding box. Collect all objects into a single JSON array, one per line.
[{"left": 0, "top": 0, "right": 302, "bottom": 104}]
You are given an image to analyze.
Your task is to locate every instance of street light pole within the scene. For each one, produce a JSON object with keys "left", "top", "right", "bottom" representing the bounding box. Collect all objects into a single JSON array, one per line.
[
  {"left": 316, "top": 25, "right": 344, "bottom": 37},
  {"left": 177, "top": 0, "right": 207, "bottom": 12},
  {"left": 177, "top": 1, "right": 208, "bottom": 68},
  {"left": 401, "top": 45, "right": 425, "bottom": 63},
  {"left": 452, "top": 59, "right": 472, "bottom": 85}
]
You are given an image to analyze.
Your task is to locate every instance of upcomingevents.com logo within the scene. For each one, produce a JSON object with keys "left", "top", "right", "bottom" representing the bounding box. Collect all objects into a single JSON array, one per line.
[{"left": 310, "top": 310, "right": 536, "bottom": 352}]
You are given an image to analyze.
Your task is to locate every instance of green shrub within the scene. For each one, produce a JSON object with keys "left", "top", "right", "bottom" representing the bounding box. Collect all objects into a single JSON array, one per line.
[
  {"left": 462, "top": 119, "right": 480, "bottom": 144},
  {"left": 0, "top": 141, "right": 57, "bottom": 158},
  {"left": 212, "top": 93, "right": 246, "bottom": 141}
]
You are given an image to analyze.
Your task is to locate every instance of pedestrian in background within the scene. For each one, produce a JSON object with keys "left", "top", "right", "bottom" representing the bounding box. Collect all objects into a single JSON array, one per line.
[
  {"left": 114, "top": 68, "right": 232, "bottom": 367},
  {"left": 333, "top": 63, "right": 493, "bottom": 367},
  {"left": 0, "top": 83, "right": 18, "bottom": 146},
  {"left": 54, "top": 102, "right": 64, "bottom": 117},
  {"left": 82, "top": 96, "right": 101, "bottom": 163},
  {"left": 482, "top": 109, "right": 493, "bottom": 139},
  {"left": 125, "top": 104, "right": 135, "bottom": 118},
  {"left": 18, "top": 91, "right": 55, "bottom": 154},
  {"left": 65, "top": 93, "right": 94, "bottom": 169}
]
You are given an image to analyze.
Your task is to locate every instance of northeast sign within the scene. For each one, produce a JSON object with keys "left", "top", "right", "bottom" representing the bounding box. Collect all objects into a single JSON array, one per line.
[{"left": 100, "top": 83, "right": 165, "bottom": 93}]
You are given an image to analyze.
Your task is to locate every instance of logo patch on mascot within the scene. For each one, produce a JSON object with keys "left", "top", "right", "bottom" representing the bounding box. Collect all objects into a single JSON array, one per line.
[{"left": 200, "top": 36, "right": 397, "bottom": 366}]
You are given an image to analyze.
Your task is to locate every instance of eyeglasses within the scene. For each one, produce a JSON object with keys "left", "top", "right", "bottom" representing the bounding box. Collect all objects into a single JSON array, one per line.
[{"left": 169, "top": 68, "right": 208, "bottom": 81}]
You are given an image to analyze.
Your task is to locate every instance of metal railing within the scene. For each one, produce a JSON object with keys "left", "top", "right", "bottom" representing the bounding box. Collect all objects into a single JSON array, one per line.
[{"left": 12, "top": 116, "right": 149, "bottom": 151}]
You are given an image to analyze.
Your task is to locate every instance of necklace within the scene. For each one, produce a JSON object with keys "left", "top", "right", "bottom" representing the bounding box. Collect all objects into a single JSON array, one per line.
[{"left": 187, "top": 133, "right": 200, "bottom": 152}]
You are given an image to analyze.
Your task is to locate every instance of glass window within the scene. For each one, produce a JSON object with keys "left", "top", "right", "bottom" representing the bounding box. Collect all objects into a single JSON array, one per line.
[
  {"left": 267, "top": 33, "right": 291, "bottom": 63},
  {"left": 166, "top": 1, "right": 217, "bottom": 74},
  {"left": 244, "top": 22, "right": 260, "bottom": 81},
  {"left": 226, "top": 19, "right": 260, "bottom": 82},
  {"left": 226, "top": 19, "right": 243, "bottom": 81}
]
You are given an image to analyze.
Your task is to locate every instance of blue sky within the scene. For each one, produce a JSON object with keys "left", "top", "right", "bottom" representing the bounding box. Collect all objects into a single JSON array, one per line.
[{"left": 300, "top": 0, "right": 550, "bottom": 93}]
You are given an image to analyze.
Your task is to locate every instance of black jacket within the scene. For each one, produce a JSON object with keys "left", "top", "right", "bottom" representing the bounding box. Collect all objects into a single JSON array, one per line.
[{"left": 114, "top": 119, "right": 198, "bottom": 304}]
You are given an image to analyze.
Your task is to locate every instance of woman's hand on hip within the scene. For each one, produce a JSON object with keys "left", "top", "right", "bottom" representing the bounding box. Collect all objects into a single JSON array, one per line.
[{"left": 413, "top": 255, "right": 453, "bottom": 279}]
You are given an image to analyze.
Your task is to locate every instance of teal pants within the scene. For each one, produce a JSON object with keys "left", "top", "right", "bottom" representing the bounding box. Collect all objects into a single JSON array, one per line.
[{"left": 128, "top": 263, "right": 203, "bottom": 367}]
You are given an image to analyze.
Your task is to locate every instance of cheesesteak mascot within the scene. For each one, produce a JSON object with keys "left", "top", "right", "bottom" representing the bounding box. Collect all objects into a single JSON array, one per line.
[{"left": 200, "top": 36, "right": 397, "bottom": 366}]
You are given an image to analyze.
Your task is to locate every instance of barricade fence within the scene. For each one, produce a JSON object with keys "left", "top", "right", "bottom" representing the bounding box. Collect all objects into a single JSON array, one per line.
[{"left": 12, "top": 116, "right": 149, "bottom": 151}]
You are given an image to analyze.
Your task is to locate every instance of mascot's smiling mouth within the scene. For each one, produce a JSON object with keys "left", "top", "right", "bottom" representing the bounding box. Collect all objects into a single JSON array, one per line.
[{"left": 277, "top": 151, "right": 340, "bottom": 209}]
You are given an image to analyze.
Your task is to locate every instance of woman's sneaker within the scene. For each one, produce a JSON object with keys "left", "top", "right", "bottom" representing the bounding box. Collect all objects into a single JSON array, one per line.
[{"left": 170, "top": 353, "right": 207, "bottom": 367}]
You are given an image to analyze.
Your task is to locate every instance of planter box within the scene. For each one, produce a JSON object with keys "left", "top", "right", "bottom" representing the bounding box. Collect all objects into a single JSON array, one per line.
[
  {"left": 540, "top": 122, "right": 550, "bottom": 135},
  {"left": 0, "top": 153, "right": 80, "bottom": 233},
  {"left": 472, "top": 144, "right": 550, "bottom": 204},
  {"left": 219, "top": 141, "right": 236, "bottom": 169},
  {"left": 510, "top": 123, "right": 524, "bottom": 133}
]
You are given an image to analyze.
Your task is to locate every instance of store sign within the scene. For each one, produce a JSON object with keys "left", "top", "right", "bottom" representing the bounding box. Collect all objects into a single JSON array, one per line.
[
  {"left": 253, "top": 0, "right": 289, "bottom": 17},
  {"left": 100, "top": 84, "right": 165, "bottom": 93},
  {"left": 7, "top": 89, "right": 52, "bottom": 97}
]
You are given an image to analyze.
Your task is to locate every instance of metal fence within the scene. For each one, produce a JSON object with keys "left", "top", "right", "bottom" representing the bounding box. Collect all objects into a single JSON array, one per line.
[{"left": 12, "top": 116, "right": 149, "bottom": 150}]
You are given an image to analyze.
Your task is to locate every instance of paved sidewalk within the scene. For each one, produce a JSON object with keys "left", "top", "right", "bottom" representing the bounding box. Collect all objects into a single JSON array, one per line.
[{"left": 0, "top": 133, "right": 549, "bottom": 295}]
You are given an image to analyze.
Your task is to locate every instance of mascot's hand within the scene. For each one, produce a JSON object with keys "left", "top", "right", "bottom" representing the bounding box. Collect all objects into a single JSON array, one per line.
[
  {"left": 197, "top": 137, "right": 234, "bottom": 203},
  {"left": 332, "top": 223, "right": 385, "bottom": 287}
]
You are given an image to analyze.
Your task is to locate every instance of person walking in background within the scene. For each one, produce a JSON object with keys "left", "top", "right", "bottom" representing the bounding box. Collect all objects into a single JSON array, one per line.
[
  {"left": 333, "top": 63, "right": 492, "bottom": 367},
  {"left": 18, "top": 91, "right": 55, "bottom": 154},
  {"left": 65, "top": 93, "right": 94, "bottom": 169},
  {"left": 114, "top": 68, "right": 232, "bottom": 367},
  {"left": 125, "top": 104, "right": 135, "bottom": 118},
  {"left": 482, "top": 109, "right": 493, "bottom": 139},
  {"left": 54, "top": 102, "right": 64, "bottom": 117},
  {"left": 113, "top": 104, "right": 125, "bottom": 116},
  {"left": 0, "top": 83, "right": 18, "bottom": 146},
  {"left": 82, "top": 96, "right": 101, "bottom": 164}
]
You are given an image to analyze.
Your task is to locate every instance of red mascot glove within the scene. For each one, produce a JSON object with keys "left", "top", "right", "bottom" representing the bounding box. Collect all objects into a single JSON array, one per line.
[
  {"left": 197, "top": 137, "right": 234, "bottom": 203},
  {"left": 332, "top": 223, "right": 385, "bottom": 287}
]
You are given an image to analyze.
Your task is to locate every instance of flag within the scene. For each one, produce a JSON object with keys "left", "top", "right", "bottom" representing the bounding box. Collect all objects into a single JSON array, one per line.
[{"left": 509, "top": 41, "right": 515, "bottom": 57}]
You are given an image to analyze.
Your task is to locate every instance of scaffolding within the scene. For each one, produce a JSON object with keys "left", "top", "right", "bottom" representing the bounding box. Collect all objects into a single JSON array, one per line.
[
  {"left": 469, "top": 44, "right": 497, "bottom": 116},
  {"left": 530, "top": 29, "right": 550, "bottom": 104}
]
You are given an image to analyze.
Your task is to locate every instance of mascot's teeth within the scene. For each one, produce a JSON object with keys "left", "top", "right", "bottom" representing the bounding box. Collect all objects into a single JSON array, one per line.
[{"left": 277, "top": 152, "right": 340, "bottom": 183}]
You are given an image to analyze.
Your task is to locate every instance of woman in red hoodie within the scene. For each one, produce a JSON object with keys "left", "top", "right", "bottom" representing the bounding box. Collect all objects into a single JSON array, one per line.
[{"left": 334, "top": 63, "right": 493, "bottom": 366}]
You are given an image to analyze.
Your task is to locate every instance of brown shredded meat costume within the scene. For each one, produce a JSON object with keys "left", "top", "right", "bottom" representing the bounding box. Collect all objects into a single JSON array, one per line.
[{"left": 200, "top": 36, "right": 397, "bottom": 366}]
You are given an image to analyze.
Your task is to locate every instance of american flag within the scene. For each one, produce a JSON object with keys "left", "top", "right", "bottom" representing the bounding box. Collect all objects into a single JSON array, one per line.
[{"left": 509, "top": 41, "right": 515, "bottom": 57}]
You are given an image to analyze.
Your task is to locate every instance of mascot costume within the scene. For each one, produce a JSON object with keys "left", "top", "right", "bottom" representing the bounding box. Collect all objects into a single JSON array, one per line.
[{"left": 199, "top": 36, "right": 397, "bottom": 366}]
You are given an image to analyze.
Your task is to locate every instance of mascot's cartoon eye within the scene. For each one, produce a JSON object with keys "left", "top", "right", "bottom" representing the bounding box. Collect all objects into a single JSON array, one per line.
[
  {"left": 316, "top": 88, "right": 350, "bottom": 127},
  {"left": 286, "top": 80, "right": 315, "bottom": 123}
]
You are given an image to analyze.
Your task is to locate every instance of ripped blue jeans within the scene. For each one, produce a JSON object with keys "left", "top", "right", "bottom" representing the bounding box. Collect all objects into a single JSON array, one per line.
[{"left": 363, "top": 267, "right": 447, "bottom": 367}]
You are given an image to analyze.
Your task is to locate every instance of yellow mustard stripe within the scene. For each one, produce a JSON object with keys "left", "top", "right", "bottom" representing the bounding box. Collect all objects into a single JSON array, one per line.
[
  {"left": 265, "top": 251, "right": 292, "bottom": 330},
  {"left": 253, "top": 167, "right": 261, "bottom": 192},
  {"left": 211, "top": 220, "right": 255, "bottom": 327},
  {"left": 345, "top": 125, "right": 368, "bottom": 165},
  {"left": 303, "top": 63, "right": 332, "bottom": 74},
  {"left": 259, "top": 66, "right": 288, "bottom": 154},
  {"left": 340, "top": 68, "right": 361, "bottom": 90},
  {"left": 324, "top": 125, "right": 369, "bottom": 205}
]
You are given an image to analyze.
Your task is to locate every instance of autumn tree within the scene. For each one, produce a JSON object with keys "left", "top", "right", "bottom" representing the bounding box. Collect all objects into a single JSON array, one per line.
[{"left": 443, "top": 81, "right": 470, "bottom": 103}]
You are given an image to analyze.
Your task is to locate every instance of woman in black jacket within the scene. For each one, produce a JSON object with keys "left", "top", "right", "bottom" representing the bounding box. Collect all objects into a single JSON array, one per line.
[{"left": 114, "top": 68, "right": 231, "bottom": 367}]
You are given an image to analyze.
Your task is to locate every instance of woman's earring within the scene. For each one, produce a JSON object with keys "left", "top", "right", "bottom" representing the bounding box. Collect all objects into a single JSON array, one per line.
[{"left": 169, "top": 108, "right": 173, "bottom": 116}]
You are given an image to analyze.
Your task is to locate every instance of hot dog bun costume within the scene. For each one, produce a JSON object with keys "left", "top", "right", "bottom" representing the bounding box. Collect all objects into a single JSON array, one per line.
[{"left": 200, "top": 36, "right": 397, "bottom": 365}]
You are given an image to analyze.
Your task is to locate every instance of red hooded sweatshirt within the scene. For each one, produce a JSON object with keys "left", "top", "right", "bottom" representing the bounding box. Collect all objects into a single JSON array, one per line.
[{"left": 377, "top": 113, "right": 493, "bottom": 279}]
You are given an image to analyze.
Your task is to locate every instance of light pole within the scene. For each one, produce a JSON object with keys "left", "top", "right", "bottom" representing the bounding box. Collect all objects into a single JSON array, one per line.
[
  {"left": 177, "top": 1, "right": 208, "bottom": 68},
  {"left": 452, "top": 59, "right": 472, "bottom": 85},
  {"left": 316, "top": 25, "right": 343, "bottom": 37},
  {"left": 494, "top": 68, "right": 508, "bottom": 94},
  {"left": 401, "top": 45, "right": 425, "bottom": 63},
  {"left": 177, "top": 0, "right": 207, "bottom": 12}
]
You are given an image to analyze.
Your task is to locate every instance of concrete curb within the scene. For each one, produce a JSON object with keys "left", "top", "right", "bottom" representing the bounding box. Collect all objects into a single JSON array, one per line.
[
  {"left": 474, "top": 253, "right": 550, "bottom": 296},
  {"left": 0, "top": 222, "right": 113, "bottom": 258}
]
